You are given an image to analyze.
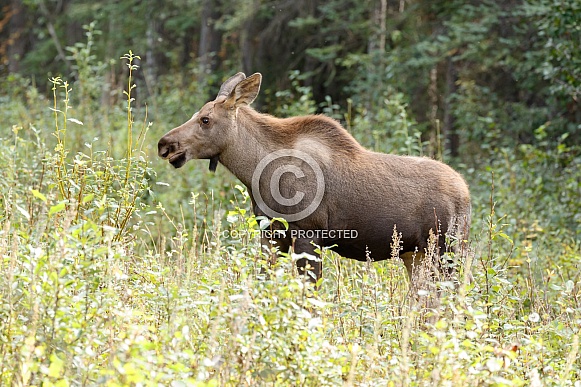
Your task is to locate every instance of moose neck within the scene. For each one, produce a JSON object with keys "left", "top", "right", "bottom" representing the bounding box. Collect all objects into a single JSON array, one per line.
[{"left": 218, "top": 107, "right": 278, "bottom": 188}]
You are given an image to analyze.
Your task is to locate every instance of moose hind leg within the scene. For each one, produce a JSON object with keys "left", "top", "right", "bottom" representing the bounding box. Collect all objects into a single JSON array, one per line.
[
  {"left": 401, "top": 251, "right": 442, "bottom": 322},
  {"left": 401, "top": 251, "right": 428, "bottom": 284}
]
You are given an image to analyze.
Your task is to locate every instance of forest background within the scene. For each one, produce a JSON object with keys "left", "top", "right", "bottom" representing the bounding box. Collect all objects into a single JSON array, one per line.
[{"left": 0, "top": 0, "right": 580, "bottom": 385}]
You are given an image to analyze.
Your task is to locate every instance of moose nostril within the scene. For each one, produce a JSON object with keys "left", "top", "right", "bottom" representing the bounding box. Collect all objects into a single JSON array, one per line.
[{"left": 158, "top": 139, "right": 170, "bottom": 158}]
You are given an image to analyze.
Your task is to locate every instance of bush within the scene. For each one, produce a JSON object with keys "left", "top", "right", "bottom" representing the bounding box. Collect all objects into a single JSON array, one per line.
[{"left": 1, "top": 51, "right": 580, "bottom": 386}]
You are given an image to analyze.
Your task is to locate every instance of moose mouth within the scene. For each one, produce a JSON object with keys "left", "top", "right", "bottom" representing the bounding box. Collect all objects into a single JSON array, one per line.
[{"left": 169, "top": 152, "right": 187, "bottom": 168}]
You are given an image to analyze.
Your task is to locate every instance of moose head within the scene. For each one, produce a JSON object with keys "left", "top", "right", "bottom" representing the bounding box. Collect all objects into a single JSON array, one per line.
[{"left": 158, "top": 72, "right": 262, "bottom": 171}]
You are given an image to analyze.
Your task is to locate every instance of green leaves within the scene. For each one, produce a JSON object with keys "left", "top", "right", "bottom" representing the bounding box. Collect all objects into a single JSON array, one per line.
[
  {"left": 47, "top": 354, "right": 65, "bottom": 378},
  {"left": 0, "top": 2, "right": 579, "bottom": 385},
  {"left": 31, "top": 189, "right": 47, "bottom": 203},
  {"left": 524, "top": 0, "right": 581, "bottom": 99},
  {"left": 48, "top": 201, "right": 66, "bottom": 216},
  {"left": 15, "top": 204, "right": 30, "bottom": 220}
]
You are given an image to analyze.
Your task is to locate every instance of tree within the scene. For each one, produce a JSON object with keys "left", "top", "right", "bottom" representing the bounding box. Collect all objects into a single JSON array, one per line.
[{"left": 6, "top": 0, "right": 27, "bottom": 73}]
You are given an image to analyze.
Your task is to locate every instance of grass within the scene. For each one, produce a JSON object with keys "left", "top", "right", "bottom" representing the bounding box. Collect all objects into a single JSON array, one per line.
[{"left": 0, "top": 54, "right": 580, "bottom": 386}]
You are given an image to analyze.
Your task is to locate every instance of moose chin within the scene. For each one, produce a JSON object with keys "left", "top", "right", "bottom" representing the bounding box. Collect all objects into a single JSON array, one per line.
[{"left": 158, "top": 72, "right": 471, "bottom": 286}]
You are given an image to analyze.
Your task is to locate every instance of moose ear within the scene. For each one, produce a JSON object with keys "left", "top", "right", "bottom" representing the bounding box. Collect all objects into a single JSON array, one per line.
[
  {"left": 225, "top": 73, "right": 262, "bottom": 108},
  {"left": 218, "top": 72, "right": 246, "bottom": 98}
]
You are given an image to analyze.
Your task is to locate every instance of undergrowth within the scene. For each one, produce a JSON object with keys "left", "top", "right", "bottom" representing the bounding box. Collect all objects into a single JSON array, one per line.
[{"left": 0, "top": 50, "right": 580, "bottom": 386}]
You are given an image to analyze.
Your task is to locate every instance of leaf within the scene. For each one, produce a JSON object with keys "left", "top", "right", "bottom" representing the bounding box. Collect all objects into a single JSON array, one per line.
[
  {"left": 257, "top": 216, "right": 271, "bottom": 230},
  {"left": 496, "top": 232, "right": 513, "bottom": 244},
  {"left": 486, "top": 358, "right": 502, "bottom": 373},
  {"left": 82, "top": 193, "right": 94, "bottom": 204},
  {"left": 306, "top": 298, "right": 327, "bottom": 308},
  {"left": 487, "top": 267, "right": 497, "bottom": 276},
  {"left": 272, "top": 217, "right": 289, "bottom": 230},
  {"left": 30, "top": 189, "right": 47, "bottom": 203},
  {"left": 226, "top": 211, "right": 239, "bottom": 224},
  {"left": 48, "top": 353, "right": 65, "bottom": 377},
  {"left": 15, "top": 204, "right": 30, "bottom": 220},
  {"left": 67, "top": 118, "right": 84, "bottom": 125},
  {"left": 528, "top": 312, "right": 540, "bottom": 323},
  {"left": 49, "top": 202, "right": 66, "bottom": 215}
]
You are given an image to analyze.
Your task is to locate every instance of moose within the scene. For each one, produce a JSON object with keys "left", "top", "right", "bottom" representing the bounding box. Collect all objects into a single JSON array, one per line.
[{"left": 158, "top": 72, "right": 471, "bottom": 285}]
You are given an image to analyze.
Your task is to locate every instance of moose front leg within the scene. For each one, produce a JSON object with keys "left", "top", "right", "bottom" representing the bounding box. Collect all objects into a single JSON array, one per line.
[
  {"left": 260, "top": 233, "right": 290, "bottom": 266},
  {"left": 252, "top": 198, "right": 291, "bottom": 267},
  {"left": 292, "top": 236, "right": 322, "bottom": 284}
]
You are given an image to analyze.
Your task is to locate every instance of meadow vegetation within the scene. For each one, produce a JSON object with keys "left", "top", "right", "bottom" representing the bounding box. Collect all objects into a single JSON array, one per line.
[
  {"left": 0, "top": 51, "right": 579, "bottom": 386},
  {"left": 1, "top": 3, "right": 580, "bottom": 384}
]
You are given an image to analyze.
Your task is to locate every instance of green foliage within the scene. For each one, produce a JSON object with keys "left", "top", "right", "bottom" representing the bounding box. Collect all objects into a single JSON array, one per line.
[
  {"left": 7, "top": 0, "right": 579, "bottom": 150},
  {"left": 269, "top": 70, "right": 318, "bottom": 117},
  {"left": 350, "top": 91, "right": 426, "bottom": 156},
  {"left": 523, "top": 0, "right": 581, "bottom": 100},
  {"left": 65, "top": 22, "right": 107, "bottom": 108},
  {"left": 1, "top": 2, "right": 581, "bottom": 385},
  {"left": 1, "top": 63, "right": 580, "bottom": 384}
]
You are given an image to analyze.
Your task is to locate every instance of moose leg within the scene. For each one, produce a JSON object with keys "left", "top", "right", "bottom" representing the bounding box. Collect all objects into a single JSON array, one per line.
[
  {"left": 401, "top": 251, "right": 444, "bottom": 322},
  {"left": 401, "top": 251, "right": 428, "bottom": 285},
  {"left": 292, "top": 237, "right": 322, "bottom": 284},
  {"left": 401, "top": 250, "right": 439, "bottom": 300},
  {"left": 260, "top": 235, "right": 290, "bottom": 265}
]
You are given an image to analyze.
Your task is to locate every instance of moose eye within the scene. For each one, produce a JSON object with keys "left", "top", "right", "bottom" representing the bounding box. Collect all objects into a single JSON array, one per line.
[{"left": 201, "top": 117, "right": 210, "bottom": 125}]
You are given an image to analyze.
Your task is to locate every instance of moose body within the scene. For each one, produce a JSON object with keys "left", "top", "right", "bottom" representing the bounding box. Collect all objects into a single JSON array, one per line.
[{"left": 158, "top": 72, "right": 471, "bottom": 283}]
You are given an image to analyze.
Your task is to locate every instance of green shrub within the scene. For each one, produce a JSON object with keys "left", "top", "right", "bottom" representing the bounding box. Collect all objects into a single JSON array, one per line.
[{"left": 0, "top": 51, "right": 580, "bottom": 386}]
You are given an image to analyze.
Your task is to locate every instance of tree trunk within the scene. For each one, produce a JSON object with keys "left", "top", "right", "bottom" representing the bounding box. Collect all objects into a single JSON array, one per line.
[
  {"left": 38, "top": 0, "right": 71, "bottom": 73},
  {"left": 7, "top": 0, "right": 26, "bottom": 73},
  {"left": 301, "top": 0, "right": 318, "bottom": 93},
  {"left": 365, "top": 0, "right": 388, "bottom": 116},
  {"left": 368, "top": 0, "right": 387, "bottom": 54},
  {"left": 428, "top": 65, "right": 440, "bottom": 158},
  {"left": 198, "top": 0, "right": 223, "bottom": 74},
  {"left": 145, "top": 0, "right": 160, "bottom": 92},
  {"left": 240, "top": 0, "right": 261, "bottom": 76},
  {"left": 240, "top": 19, "right": 254, "bottom": 76},
  {"left": 443, "top": 56, "right": 459, "bottom": 157}
]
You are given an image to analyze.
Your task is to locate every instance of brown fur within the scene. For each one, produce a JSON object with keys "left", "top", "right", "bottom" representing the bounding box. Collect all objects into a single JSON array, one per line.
[
  {"left": 158, "top": 72, "right": 471, "bottom": 284},
  {"left": 240, "top": 108, "right": 365, "bottom": 155}
]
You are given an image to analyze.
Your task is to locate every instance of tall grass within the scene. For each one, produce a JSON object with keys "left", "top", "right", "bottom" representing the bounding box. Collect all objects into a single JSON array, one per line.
[
  {"left": 0, "top": 52, "right": 154, "bottom": 385},
  {"left": 0, "top": 51, "right": 580, "bottom": 386}
]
